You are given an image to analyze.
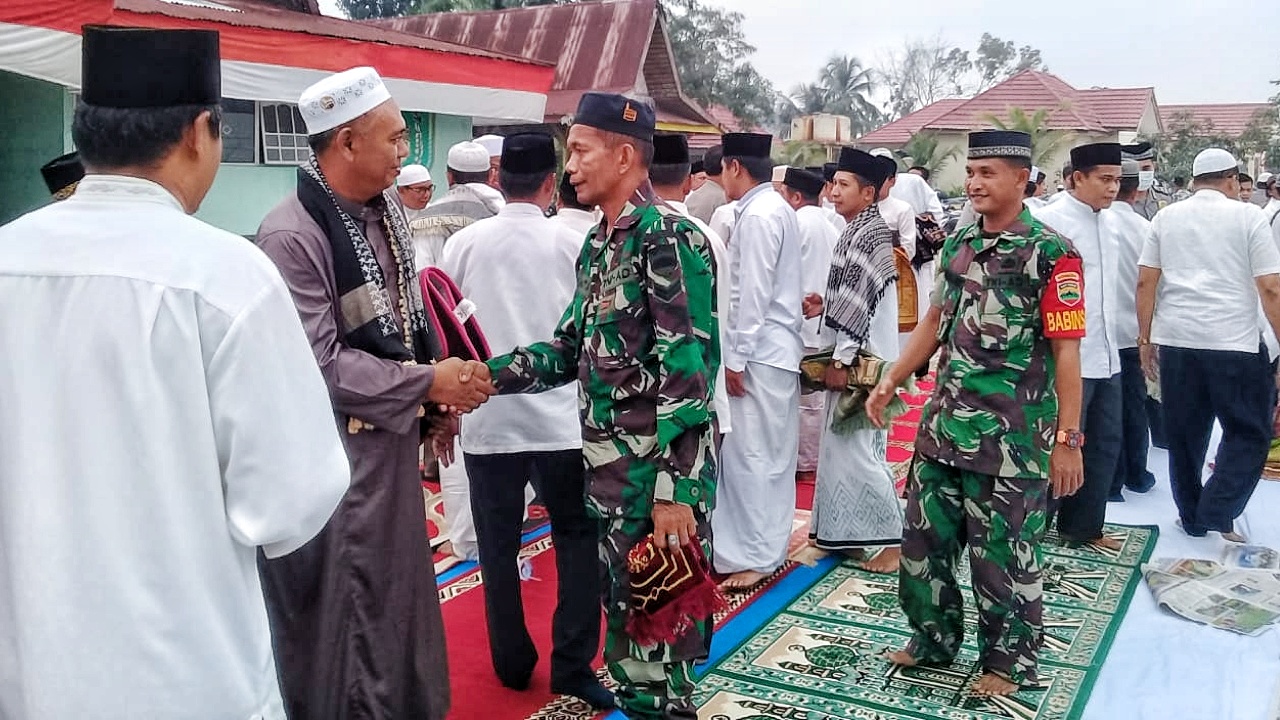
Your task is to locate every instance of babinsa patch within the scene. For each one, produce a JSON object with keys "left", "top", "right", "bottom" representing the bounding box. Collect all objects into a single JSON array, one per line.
[{"left": 1054, "top": 271, "right": 1081, "bottom": 307}]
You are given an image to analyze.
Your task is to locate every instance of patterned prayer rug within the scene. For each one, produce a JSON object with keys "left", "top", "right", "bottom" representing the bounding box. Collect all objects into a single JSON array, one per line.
[{"left": 694, "top": 523, "right": 1158, "bottom": 720}]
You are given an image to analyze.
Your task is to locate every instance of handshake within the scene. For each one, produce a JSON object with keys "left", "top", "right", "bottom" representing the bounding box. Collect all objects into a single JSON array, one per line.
[{"left": 427, "top": 357, "right": 497, "bottom": 415}]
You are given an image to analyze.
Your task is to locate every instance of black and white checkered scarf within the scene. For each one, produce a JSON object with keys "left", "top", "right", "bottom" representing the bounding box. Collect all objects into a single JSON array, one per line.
[{"left": 823, "top": 203, "right": 897, "bottom": 350}]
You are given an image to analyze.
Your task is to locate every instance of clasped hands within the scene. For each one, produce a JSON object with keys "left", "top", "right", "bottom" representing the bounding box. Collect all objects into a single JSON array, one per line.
[{"left": 426, "top": 357, "right": 496, "bottom": 465}]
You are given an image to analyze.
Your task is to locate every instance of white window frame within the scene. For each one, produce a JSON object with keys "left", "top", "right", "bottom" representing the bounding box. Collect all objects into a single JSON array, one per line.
[{"left": 258, "top": 102, "right": 311, "bottom": 166}]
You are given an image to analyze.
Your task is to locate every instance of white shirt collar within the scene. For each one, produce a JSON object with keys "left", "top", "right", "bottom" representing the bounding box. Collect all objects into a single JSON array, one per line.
[
  {"left": 734, "top": 183, "right": 772, "bottom": 215},
  {"left": 70, "top": 175, "right": 185, "bottom": 212},
  {"left": 499, "top": 202, "right": 546, "bottom": 218},
  {"left": 1060, "top": 192, "right": 1101, "bottom": 215}
]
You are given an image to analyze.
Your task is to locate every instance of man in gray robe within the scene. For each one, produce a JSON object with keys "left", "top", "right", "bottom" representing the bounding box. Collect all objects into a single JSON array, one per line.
[{"left": 256, "top": 66, "right": 495, "bottom": 720}]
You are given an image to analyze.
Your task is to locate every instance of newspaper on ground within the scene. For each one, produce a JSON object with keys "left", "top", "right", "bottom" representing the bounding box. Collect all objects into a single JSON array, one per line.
[{"left": 1143, "top": 548, "right": 1280, "bottom": 637}]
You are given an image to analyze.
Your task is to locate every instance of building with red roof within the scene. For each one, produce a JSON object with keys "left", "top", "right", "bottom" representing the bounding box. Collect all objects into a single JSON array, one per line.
[{"left": 1160, "top": 103, "right": 1274, "bottom": 138}]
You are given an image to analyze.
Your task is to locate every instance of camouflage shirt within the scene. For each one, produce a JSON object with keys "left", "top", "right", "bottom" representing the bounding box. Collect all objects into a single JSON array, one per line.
[
  {"left": 487, "top": 183, "right": 720, "bottom": 519},
  {"left": 915, "top": 208, "right": 1083, "bottom": 479}
]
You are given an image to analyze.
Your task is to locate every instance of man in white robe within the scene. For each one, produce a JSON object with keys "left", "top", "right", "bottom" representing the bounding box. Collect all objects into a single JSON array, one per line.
[
  {"left": 0, "top": 26, "right": 350, "bottom": 720},
  {"left": 806, "top": 148, "right": 904, "bottom": 574},
  {"left": 1033, "top": 143, "right": 1125, "bottom": 551},
  {"left": 779, "top": 167, "right": 839, "bottom": 483},
  {"left": 410, "top": 141, "right": 504, "bottom": 270},
  {"left": 712, "top": 132, "right": 805, "bottom": 590},
  {"left": 440, "top": 134, "right": 610, "bottom": 709}
]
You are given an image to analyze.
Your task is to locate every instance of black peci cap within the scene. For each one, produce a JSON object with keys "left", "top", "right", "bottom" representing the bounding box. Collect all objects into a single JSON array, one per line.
[
  {"left": 783, "top": 167, "right": 825, "bottom": 196},
  {"left": 836, "top": 146, "right": 890, "bottom": 187},
  {"left": 653, "top": 133, "right": 690, "bottom": 165},
  {"left": 967, "top": 130, "right": 1033, "bottom": 160},
  {"left": 41, "top": 151, "right": 84, "bottom": 197},
  {"left": 81, "top": 25, "right": 220, "bottom": 108},
  {"left": 722, "top": 132, "right": 773, "bottom": 159},
  {"left": 500, "top": 132, "right": 557, "bottom": 174},
  {"left": 1071, "top": 142, "right": 1123, "bottom": 171}
]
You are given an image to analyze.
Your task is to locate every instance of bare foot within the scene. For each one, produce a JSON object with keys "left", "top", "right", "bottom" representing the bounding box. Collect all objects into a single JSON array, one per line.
[
  {"left": 437, "top": 540, "right": 455, "bottom": 557},
  {"left": 860, "top": 547, "right": 902, "bottom": 574},
  {"left": 1222, "top": 530, "right": 1248, "bottom": 544},
  {"left": 720, "top": 570, "right": 769, "bottom": 592},
  {"left": 1088, "top": 536, "right": 1123, "bottom": 551},
  {"left": 971, "top": 672, "right": 1020, "bottom": 697},
  {"left": 883, "top": 649, "right": 918, "bottom": 666}
]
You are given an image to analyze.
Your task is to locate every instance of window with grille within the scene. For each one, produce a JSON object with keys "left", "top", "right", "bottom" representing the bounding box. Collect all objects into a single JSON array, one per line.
[
  {"left": 259, "top": 103, "right": 311, "bottom": 165},
  {"left": 220, "top": 98, "right": 257, "bottom": 164}
]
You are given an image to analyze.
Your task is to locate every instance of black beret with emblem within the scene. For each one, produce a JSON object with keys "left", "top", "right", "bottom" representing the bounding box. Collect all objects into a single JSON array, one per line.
[
  {"left": 1121, "top": 141, "right": 1155, "bottom": 161},
  {"left": 722, "top": 132, "right": 773, "bottom": 159},
  {"left": 653, "top": 133, "right": 690, "bottom": 165},
  {"left": 968, "top": 130, "right": 1033, "bottom": 159},
  {"left": 500, "top": 132, "right": 557, "bottom": 174},
  {"left": 1071, "top": 142, "right": 1123, "bottom": 171},
  {"left": 783, "top": 167, "right": 825, "bottom": 197},
  {"left": 573, "top": 92, "right": 655, "bottom": 143},
  {"left": 41, "top": 151, "right": 84, "bottom": 198},
  {"left": 81, "top": 25, "right": 220, "bottom": 108},
  {"left": 836, "top": 147, "right": 891, "bottom": 187}
]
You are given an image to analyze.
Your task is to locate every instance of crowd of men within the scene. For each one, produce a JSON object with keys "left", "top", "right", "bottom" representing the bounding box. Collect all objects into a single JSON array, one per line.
[{"left": 4, "top": 21, "right": 1279, "bottom": 720}]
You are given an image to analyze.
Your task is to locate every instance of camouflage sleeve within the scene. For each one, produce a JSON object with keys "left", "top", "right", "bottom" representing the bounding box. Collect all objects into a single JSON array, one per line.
[
  {"left": 485, "top": 254, "right": 586, "bottom": 394},
  {"left": 645, "top": 220, "right": 718, "bottom": 506}
]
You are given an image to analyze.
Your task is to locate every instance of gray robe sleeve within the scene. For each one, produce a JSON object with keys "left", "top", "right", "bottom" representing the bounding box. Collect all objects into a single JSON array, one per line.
[{"left": 258, "top": 227, "right": 434, "bottom": 435}]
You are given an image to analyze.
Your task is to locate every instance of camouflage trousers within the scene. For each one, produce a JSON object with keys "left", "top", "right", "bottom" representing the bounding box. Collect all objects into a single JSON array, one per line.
[
  {"left": 898, "top": 457, "right": 1048, "bottom": 686},
  {"left": 600, "top": 513, "right": 713, "bottom": 719}
]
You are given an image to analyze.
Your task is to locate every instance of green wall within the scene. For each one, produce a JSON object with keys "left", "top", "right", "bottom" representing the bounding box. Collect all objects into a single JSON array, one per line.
[
  {"left": 0, "top": 77, "right": 475, "bottom": 237},
  {"left": 0, "top": 73, "right": 71, "bottom": 225}
]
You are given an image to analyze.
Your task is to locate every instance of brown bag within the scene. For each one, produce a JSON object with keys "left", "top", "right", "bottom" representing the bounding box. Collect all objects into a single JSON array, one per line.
[{"left": 895, "top": 246, "right": 918, "bottom": 333}]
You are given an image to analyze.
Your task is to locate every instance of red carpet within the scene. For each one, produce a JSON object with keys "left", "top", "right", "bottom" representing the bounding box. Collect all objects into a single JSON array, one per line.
[{"left": 437, "top": 378, "right": 933, "bottom": 719}]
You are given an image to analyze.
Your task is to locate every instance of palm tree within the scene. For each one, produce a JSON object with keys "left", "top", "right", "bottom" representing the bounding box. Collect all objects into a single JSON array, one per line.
[
  {"left": 818, "top": 55, "right": 883, "bottom": 135},
  {"left": 790, "top": 83, "right": 829, "bottom": 115},
  {"left": 901, "top": 131, "right": 961, "bottom": 177},
  {"left": 980, "top": 106, "right": 1073, "bottom": 168}
]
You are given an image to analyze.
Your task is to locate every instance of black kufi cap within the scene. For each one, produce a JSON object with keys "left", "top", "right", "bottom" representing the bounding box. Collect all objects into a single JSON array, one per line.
[
  {"left": 876, "top": 155, "right": 899, "bottom": 180},
  {"left": 690, "top": 159, "right": 705, "bottom": 175},
  {"left": 653, "top": 133, "right": 690, "bottom": 165},
  {"left": 722, "top": 132, "right": 773, "bottom": 159},
  {"left": 783, "top": 167, "right": 825, "bottom": 196},
  {"left": 500, "top": 132, "right": 557, "bottom": 174},
  {"left": 41, "top": 151, "right": 84, "bottom": 197},
  {"left": 81, "top": 25, "right": 220, "bottom": 108},
  {"left": 1070, "top": 142, "right": 1123, "bottom": 170},
  {"left": 573, "top": 92, "right": 655, "bottom": 143},
  {"left": 1121, "top": 141, "right": 1154, "bottom": 161},
  {"left": 968, "top": 130, "right": 1033, "bottom": 159},
  {"left": 822, "top": 163, "right": 838, "bottom": 183},
  {"left": 836, "top": 147, "right": 891, "bottom": 187}
]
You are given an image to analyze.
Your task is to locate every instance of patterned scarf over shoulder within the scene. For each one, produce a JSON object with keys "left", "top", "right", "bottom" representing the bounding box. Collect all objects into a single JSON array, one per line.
[{"left": 824, "top": 203, "right": 897, "bottom": 350}]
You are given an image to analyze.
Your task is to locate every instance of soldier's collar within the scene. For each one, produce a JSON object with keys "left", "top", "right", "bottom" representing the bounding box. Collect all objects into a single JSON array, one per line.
[
  {"left": 976, "top": 207, "right": 1033, "bottom": 240},
  {"left": 603, "top": 180, "right": 658, "bottom": 233}
]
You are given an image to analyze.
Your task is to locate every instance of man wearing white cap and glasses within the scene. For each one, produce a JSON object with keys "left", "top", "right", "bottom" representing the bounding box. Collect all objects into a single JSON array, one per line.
[
  {"left": 256, "top": 66, "right": 497, "bottom": 720},
  {"left": 409, "top": 140, "right": 505, "bottom": 270},
  {"left": 1137, "top": 148, "right": 1280, "bottom": 544},
  {"left": 396, "top": 163, "right": 435, "bottom": 220}
]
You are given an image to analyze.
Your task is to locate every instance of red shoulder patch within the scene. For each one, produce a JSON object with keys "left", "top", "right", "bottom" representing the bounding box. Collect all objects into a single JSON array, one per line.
[{"left": 1042, "top": 255, "right": 1086, "bottom": 339}]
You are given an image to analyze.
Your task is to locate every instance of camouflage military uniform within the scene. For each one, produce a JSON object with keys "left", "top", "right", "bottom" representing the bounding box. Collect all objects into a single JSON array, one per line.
[
  {"left": 901, "top": 208, "right": 1082, "bottom": 687},
  {"left": 487, "top": 183, "right": 719, "bottom": 719}
]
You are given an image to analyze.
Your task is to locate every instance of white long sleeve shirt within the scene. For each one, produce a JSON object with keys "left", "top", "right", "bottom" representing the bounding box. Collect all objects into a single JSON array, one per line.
[
  {"left": 442, "top": 203, "right": 584, "bottom": 453},
  {"left": 725, "top": 183, "right": 804, "bottom": 373},
  {"left": 795, "top": 205, "right": 839, "bottom": 349},
  {"left": 0, "top": 175, "right": 350, "bottom": 720},
  {"left": 878, "top": 195, "right": 917, "bottom": 261},
  {"left": 1034, "top": 193, "right": 1123, "bottom": 378},
  {"left": 1108, "top": 201, "right": 1154, "bottom": 350},
  {"left": 890, "top": 172, "right": 944, "bottom": 217},
  {"left": 668, "top": 199, "right": 734, "bottom": 433}
]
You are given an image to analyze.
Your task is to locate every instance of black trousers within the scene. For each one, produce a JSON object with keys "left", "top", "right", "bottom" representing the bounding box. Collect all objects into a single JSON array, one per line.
[
  {"left": 1113, "top": 348, "right": 1156, "bottom": 494},
  {"left": 464, "top": 450, "right": 601, "bottom": 690},
  {"left": 1160, "top": 346, "right": 1272, "bottom": 534},
  {"left": 1056, "top": 374, "right": 1122, "bottom": 542}
]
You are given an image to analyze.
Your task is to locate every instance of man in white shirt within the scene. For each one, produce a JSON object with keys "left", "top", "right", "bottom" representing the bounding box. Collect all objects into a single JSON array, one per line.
[
  {"left": 874, "top": 155, "right": 918, "bottom": 262},
  {"left": 409, "top": 141, "right": 505, "bottom": 270},
  {"left": 440, "top": 134, "right": 610, "bottom": 709},
  {"left": 685, "top": 144, "right": 728, "bottom": 223},
  {"left": 554, "top": 171, "right": 598, "bottom": 238},
  {"left": 1263, "top": 176, "right": 1280, "bottom": 244},
  {"left": 1033, "top": 143, "right": 1125, "bottom": 550},
  {"left": 0, "top": 26, "right": 350, "bottom": 720},
  {"left": 710, "top": 199, "right": 738, "bottom": 243},
  {"left": 1109, "top": 160, "right": 1159, "bottom": 500},
  {"left": 779, "top": 167, "right": 839, "bottom": 483},
  {"left": 396, "top": 163, "right": 435, "bottom": 221},
  {"left": 650, "top": 133, "right": 733, "bottom": 437},
  {"left": 712, "top": 132, "right": 805, "bottom": 590},
  {"left": 1137, "top": 148, "right": 1280, "bottom": 543},
  {"left": 805, "top": 148, "right": 904, "bottom": 573},
  {"left": 870, "top": 147, "right": 944, "bottom": 219}
]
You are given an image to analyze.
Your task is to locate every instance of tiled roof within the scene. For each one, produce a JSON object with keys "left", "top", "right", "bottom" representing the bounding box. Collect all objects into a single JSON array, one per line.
[
  {"left": 860, "top": 70, "right": 1156, "bottom": 143},
  {"left": 1161, "top": 103, "right": 1274, "bottom": 138}
]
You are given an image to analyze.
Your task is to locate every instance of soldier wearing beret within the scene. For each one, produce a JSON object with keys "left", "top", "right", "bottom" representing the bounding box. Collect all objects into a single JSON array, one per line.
[
  {"left": 485, "top": 92, "right": 720, "bottom": 719},
  {"left": 868, "top": 129, "right": 1086, "bottom": 697}
]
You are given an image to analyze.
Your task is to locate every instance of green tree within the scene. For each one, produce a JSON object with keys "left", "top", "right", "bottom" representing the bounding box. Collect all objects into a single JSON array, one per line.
[
  {"left": 877, "top": 33, "right": 1046, "bottom": 120},
  {"left": 981, "top": 107, "right": 1071, "bottom": 167},
  {"left": 774, "top": 140, "right": 828, "bottom": 167},
  {"left": 972, "top": 33, "right": 1044, "bottom": 93},
  {"left": 662, "top": 0, "right": 777, "bottom": 128},
  {"left": 901, "top": 131, "right": 961, "bottom": 177},
  {"left": 1155, "top": 111, "right": 1251, "bottom": 182}
]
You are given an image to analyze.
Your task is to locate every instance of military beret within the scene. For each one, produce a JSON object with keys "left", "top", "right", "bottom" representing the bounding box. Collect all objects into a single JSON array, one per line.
[{"left": 573, "top": 92, "right": 655, "bottom": 143}]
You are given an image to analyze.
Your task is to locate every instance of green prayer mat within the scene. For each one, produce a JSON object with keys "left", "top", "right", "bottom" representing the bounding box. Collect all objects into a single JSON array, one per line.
[{"left": 696, "top": 523, "right": 1158, "bottom": 720}]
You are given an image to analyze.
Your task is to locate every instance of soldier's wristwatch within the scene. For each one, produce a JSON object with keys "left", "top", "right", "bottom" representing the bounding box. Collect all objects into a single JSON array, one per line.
[{"left": 1056, "top": 429, "right": 1086, "bottom": 450}]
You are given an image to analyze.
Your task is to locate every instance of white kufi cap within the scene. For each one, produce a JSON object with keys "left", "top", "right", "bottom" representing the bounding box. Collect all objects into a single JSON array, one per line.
[
  {"left": 1259, "top": 172, "right": 1273, "bottom": 184},
  {"left": 869, "top": 147, "right": 894, "bottom": 159},
  {"left": 298, "top": 66, "right": 392, "bottom": 135},
  {"left": 448, "top": 141, "right": 491, "bottom": 173},
  {"left": 771, "top": 164, "right": 789, "bottom": 183},
  {"left": 475, "top": 134, "right": 505, "bottom": 157},
  {"left": 397, "top": 164, "right": 432, "bottom": 187},
  {"left": 1192, "top": 148, "right": 1238, "bottom": 176}
]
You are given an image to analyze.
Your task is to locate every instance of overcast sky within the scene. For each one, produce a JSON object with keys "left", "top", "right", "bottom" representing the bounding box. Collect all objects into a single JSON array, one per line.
[{"left": 708, "top": 0, "right": 1278, "bottom": 105}]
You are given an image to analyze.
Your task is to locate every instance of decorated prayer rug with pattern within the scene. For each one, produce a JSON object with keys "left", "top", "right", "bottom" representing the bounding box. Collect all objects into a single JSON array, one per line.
[{"left": 692, "top": 523, "right": 1158, "bottom": 720}]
